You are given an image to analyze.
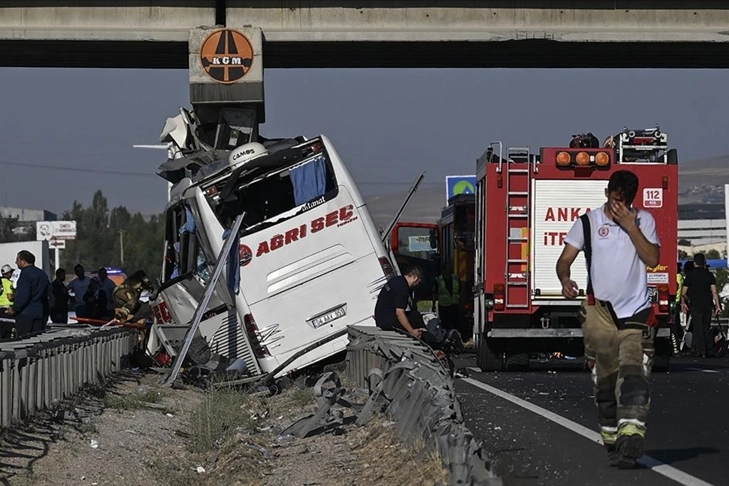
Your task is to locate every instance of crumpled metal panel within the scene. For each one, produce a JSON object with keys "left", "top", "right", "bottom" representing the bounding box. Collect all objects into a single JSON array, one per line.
[
  {"left": 0, "top": 327, "right": 139, "bottom": 429},
  {"left": 346, "top": 326, "right": 502, "bottom": 486}
]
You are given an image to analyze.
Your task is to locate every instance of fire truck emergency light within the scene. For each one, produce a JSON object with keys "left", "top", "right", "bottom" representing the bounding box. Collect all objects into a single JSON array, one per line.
[{"left": 555, "top": 150, "right": 611, "bottom": 169}]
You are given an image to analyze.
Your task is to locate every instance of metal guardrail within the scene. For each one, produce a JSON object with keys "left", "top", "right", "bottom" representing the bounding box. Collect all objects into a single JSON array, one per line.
[
  {"left": 345, "top": 326, "right": 502, "bottom": 486},
  {"left": 0, "top": 326, "right": 140, "bottom": 428}
]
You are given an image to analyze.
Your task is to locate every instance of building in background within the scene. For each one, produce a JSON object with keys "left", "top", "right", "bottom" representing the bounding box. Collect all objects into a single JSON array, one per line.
[
  {"left": 677, "top": 203, "right": 727, "bottom": 258},
  {"left": 0, "top": 207, "right": 57, "bottom": 236}
]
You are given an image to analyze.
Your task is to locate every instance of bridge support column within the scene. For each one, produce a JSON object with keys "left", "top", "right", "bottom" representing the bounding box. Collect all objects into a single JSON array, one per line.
[{"left": 188, "top": 26, "right": 265, "bottom": 142}]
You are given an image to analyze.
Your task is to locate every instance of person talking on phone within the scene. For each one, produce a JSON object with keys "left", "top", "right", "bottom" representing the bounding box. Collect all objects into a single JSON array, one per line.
[{"left": 556, "top": 170, "right": 660, "bottom": 469}]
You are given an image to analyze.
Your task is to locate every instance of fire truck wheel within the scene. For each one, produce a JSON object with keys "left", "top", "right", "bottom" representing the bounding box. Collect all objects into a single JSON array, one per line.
[
  {"left": 505, "top": 352, "right": 530, "bottom": 371},
  {"left": 477, "top": 339, "right": 502, "bottom": 371}
]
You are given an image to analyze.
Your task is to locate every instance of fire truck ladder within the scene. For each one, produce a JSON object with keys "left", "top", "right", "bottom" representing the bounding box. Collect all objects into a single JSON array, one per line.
[{"left": 503, "top": 147, "right": 534, "bottom": 309}]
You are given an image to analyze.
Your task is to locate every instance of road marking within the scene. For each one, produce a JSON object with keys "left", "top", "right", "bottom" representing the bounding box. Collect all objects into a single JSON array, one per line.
[
  {"left": 462, "top": 377, "right": 715, "bottom": 486},
  {"left": 686, "top": 367, "right": 719, "bottom": 374}
]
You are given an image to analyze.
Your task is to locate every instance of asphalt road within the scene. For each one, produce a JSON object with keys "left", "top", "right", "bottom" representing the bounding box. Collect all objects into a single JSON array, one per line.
[{"left": 454, "top": 354, "right": 729, "bottom": 486}]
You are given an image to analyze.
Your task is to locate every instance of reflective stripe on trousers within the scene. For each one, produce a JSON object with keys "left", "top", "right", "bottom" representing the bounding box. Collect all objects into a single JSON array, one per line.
[{"left": 581, "top": 299, "right": 654, "bottom": 439}]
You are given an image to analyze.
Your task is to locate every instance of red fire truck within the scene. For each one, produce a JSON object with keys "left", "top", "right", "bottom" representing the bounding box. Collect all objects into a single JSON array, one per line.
[{"left": 474, "top": 127, "right": 678, "bottom": 371}]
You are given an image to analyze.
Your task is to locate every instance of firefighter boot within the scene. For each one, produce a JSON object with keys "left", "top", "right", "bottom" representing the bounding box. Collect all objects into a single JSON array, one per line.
[{"left": 614, "top": 422, "right": 645, "bottom": 469}]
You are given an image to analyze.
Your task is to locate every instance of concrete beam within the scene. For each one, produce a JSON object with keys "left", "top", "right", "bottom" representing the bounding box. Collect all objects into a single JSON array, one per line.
[
  {"left": 227, "top": 1, "right": 729, "bottom": 44},
  {"left": 0, "top": 3, "right": 217, "bottom": 42},
  {"left": 2, "top": 1, "right": 729, "bottom": 68}
]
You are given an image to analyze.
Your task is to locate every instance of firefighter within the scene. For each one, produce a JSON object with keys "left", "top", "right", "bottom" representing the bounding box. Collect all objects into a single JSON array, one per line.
[
  {"left": 557, "top": 170, "right": 660, "bottom": 469},
  {"left": 436, "top": 262, "right": 461, "bottom": 332},
  {"left": 113, "top": 270, "right": 155, "bottom": 323}
]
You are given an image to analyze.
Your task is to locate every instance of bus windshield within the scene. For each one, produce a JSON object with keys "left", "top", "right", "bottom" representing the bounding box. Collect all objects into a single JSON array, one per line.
[{"left": 203, "top": 149, "right": 338, "bottom": 235}]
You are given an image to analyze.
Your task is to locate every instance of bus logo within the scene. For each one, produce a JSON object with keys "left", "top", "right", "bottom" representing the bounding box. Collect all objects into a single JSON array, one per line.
[
  {"left": 200, "top": 29, "right": 254, "bottom": 84},
  {"left": 239, "top": 244, "right": 253, "bottom": 266}
]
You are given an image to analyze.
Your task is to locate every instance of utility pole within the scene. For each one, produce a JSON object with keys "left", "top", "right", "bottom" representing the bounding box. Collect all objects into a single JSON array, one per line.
[{"left": 120, "top": 230, "right": 124, "bottom": 267}]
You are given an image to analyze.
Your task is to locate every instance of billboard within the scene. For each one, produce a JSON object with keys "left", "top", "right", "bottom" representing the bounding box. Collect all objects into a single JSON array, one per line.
[
  {"left": 446, "top": 175, "right": 476, "bottom": 201},
  {"left": 36, "top": 221, "right": 76, "bottom": 241}
]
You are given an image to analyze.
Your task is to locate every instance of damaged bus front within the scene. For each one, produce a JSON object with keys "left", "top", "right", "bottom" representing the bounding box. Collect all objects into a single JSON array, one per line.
[{"left": 149, "top": 130, "right": 395, "bottom": 378}]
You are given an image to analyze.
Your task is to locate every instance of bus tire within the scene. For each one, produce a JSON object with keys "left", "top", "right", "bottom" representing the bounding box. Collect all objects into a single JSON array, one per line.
[{"left": 477, "top": 338, "right": 501, "bottom": 371}]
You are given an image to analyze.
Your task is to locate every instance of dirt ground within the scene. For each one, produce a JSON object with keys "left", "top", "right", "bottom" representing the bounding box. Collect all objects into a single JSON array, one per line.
[{"left": 0, "top": 370, "right": 447, "bottom": 486}]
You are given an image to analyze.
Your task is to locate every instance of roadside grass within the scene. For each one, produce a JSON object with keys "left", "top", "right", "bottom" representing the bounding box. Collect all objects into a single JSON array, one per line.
[
  {"left": 104, "top": 387, "right": 164, "bottom": 411},
  {"left": 188, "top": 389, "right": 265, "bottom": 453},
  {"left": 152, "top": 458, "right": 201, "bottom": 486}
]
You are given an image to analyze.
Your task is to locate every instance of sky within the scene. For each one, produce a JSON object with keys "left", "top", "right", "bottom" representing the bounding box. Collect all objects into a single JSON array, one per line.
[{"left": 0, "top": 67, "right": 728, "bottom": 217}]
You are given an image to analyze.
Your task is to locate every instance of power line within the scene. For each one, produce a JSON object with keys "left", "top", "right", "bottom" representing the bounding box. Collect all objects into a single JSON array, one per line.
[
  {"left": 356, "top": 181, "right": 440, "bottom": 186},
  {"left": 0, "top": 158, "right": 444, "bottom": 186},
  {"left": 0, "top": 158, "right": 156, "bottom": 178}
]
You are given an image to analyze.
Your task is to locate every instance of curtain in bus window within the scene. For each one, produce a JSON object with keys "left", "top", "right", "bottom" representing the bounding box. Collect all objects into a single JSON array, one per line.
[
  {"left": 179, "top": 207, "right": 197, "bottom": 235},
  {"left": 290, "top": 156, "right": 327, "bottom": 206}
]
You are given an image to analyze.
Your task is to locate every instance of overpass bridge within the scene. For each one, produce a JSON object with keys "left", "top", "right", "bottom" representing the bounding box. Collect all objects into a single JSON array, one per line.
[{"left": 2, "top": 1, "right": 729, "bottom": 69}]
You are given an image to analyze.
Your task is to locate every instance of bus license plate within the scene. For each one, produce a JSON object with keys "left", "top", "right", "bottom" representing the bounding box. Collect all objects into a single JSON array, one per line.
[{"left": 310, "top": 306, "right": 347, "bottom": 328}]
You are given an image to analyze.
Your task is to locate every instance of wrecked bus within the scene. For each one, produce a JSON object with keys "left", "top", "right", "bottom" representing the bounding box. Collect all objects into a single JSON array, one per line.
[{"left": 149, "top": 133, "right": 395, "bottom": 378}]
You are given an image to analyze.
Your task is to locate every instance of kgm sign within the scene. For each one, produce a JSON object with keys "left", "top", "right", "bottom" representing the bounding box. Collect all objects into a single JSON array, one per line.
[{"left": 200, "top": 29, "right": 254, "bottom": 84}]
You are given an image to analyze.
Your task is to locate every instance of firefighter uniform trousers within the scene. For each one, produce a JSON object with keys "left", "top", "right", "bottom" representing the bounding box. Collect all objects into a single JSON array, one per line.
[{"left": 580, "top": 299, "right": 654, "bottom": 450}]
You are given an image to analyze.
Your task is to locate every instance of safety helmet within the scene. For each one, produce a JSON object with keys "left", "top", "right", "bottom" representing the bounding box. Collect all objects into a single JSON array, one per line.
[{"left": 1, "top": 264, "right": 13, "bottom": 274}]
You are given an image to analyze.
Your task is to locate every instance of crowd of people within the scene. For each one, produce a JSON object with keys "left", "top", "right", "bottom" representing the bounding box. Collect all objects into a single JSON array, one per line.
[{"left": 0, "top": 252, "right": 155, "bottom": 340}]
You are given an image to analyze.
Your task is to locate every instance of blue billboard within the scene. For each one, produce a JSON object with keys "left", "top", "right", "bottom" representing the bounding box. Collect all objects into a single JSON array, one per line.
[{"left": 446, "top": 175, "right": 477, "bottom": 201}]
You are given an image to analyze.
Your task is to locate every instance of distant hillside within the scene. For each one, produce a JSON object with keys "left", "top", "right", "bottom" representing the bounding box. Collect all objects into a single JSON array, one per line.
[
  {"left": 364, "top": 185, "right": 446, "bottom": 229},
  {"left": 679, "top": 154, "right": 729, "bottom": 204},
  {"left": 361, "top": 154, "right": 729, "bottom": 226}
]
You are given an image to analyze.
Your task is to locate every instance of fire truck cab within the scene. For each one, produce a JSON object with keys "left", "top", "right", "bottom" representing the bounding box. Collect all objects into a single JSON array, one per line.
[{"left": 474, "top": 127, "right": 677, "bottom": 371}]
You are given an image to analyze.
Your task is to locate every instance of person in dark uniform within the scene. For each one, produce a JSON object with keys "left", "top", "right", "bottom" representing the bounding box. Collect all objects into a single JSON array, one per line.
[
  {"left": 50, "top": 268, "right": 70, "bottom": 324},
  {"left": 374, "top": 267, "right": 424, "bottom": 338},
  {"left": 681, "top": 253, "right": 722, "bottom": 358},
  {"left": 7, "top": 250, "right": 49, "bottom": 337}
]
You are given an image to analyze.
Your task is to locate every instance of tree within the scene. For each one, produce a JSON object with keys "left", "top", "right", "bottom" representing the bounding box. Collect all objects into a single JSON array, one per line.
[
  {"left": 0, "top": 216, "right": 20, "bottom": 242},
  {"left": 678, "top": 249, "right": 688, "bottom": 260},
  {"left": 0, "top": 216, "right": 36, "bottom": 243},
  {"left": 60, "top": 191, "right": 164, "bottom": 280},
  {"left": 706, "top": 249, "right": 721, "bottom": 260}
]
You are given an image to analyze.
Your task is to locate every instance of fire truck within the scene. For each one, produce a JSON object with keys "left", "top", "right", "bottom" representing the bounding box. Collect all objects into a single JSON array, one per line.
[
  {"left": 474, "top": 127, "right": 678, "bottom": 371},
  {"left": 390, "top": 194, "right": 476, "bottom": 334}
]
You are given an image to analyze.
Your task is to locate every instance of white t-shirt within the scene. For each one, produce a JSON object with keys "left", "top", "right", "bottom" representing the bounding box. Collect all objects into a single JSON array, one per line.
[{"left": 564, "top": 205, "right": 659, "bottom": 319}]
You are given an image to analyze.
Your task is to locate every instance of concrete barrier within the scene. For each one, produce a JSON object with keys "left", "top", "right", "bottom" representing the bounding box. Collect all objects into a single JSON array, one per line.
[
  {"left": 345, "top": 326, "right": 502, "bottom": 486},
  {"left": 0, "top": 326, "right": 139, "bottom": 428}
]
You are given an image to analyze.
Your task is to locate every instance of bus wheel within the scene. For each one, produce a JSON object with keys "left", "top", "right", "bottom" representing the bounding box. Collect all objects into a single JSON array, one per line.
[{"left": 477, "top": 338, "right": 501, "bottom": 371}]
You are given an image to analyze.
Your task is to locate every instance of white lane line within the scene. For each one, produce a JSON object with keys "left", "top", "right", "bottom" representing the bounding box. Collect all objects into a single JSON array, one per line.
[
  {"left": 462, "top": 377, "right": 715, "bottom": 486},
  {"left": 686, "top": 367, "right": 719, "bottom": 374}
]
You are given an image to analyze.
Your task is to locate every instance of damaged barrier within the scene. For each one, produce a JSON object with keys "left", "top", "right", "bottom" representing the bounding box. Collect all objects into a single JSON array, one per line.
[
  {"left": 0, "top": 326, "right": 140, "bottom": 428},
  {"left": 345, "top": 326, "right": 502, "bottom": 486}
]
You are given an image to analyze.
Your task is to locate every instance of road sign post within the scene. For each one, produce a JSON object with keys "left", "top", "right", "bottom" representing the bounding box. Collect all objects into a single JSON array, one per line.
[{"left": 37, "top": 221, "right": 76, "bottom": 271}]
